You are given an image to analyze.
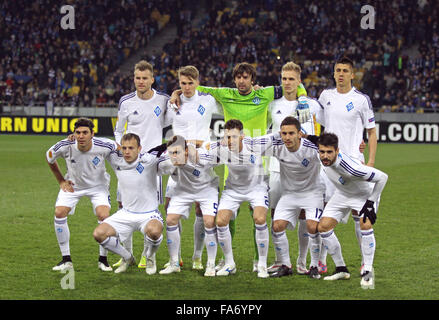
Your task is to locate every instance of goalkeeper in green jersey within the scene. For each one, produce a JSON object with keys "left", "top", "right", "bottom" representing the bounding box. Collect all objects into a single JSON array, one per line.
[{"left": 170, "top": 62, "right": 308, "bottom": 271}]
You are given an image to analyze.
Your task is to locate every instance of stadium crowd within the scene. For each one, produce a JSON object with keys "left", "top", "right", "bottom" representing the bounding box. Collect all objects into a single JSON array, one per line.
[{"left": 1, "top": 0, "right": 438, "bottom": 112}]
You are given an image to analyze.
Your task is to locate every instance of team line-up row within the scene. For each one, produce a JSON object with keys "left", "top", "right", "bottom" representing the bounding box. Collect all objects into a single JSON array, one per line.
[{"left": 47, "top": 57, "right": 387, "bottom": 290}]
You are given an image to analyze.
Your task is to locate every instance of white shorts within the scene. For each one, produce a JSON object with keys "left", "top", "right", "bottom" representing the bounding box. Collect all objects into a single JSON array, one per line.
[
  {"left": 166, "top": 187, "right": 219, "bottom": 219},
  {"left": 104, "top": 208, "right": 163, "bottom": 243},
  {"left": 321, "top": 167, "right": 335, "bottom": 203},
  {"left": 273, "top": 192, "right": 325, "bottom": 230},
  {"left": 322, "top": 191, "right": 380, "bottom": 223},
  {"left": 268, "top": 171, "right": 281, "bottom": 209},
  {"left": 117, "top": 176, "right": 163, "bottom": 204},
  {"left": 218, "top": 186, "right": 269, "bottom": 220},
  {"left": 55, "top": 185, "right": 111, "bottom": 215},
  {"left": 165, "top": 177, "right": 177, "bottom": 199}
]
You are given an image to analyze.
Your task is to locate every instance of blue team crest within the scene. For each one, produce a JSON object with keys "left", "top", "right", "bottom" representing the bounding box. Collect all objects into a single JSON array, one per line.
[
  {"left": 301, "top": 158, "right": 309, "bottom": 167},
  {"left": 252, "top": 97, "right": 261, "bottom": 105},
  {"left": 133, "top": 110, "right": 139, "bottom": 115},
  {"left": 92, "top": 156, "right": 100, "bottom": 165},
  {"left": 198, "top": 105, "right": 205, "bottom": 115},
  {"left": 338, "top": 176, "right": 345, "bottom": 185},
  {"left": 346, "top": 102, "right": 354, "bottom": 112},
  {"left": 154, "top": 106, "right": 161, "bottom": 116},
  {"left": 250, "top": 154, "right": 256, "bottom": 164},
  {"left": 136, "top": 163, "right": 144, "bottom": 174},
  {"left": 192, "top": 169, "right": 200, "bottom": 176}
]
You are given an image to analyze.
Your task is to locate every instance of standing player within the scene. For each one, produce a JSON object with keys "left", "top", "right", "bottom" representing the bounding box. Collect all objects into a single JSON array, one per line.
[
  {"left": 46, "top": 117, "right": 117, "bottom": 272},
  {"left": 158, "top": 136, "right": 219, "bottom": 277},
  {"left": 93, "top": 133, "right": 166, "bottom": 275},
  {"left": 201, "top": 119, "right": 270, "bottom": 278},
  {"left": 170, "top": 62, "right": 309, "bottom": 271},
  {"left": 267, "top": 61, "right": 323, "bottom": 275},
  {"left": 165, "top": 65, "right": 222, "bottom": 271},
  {"left": 316, "top": 133, "right": 388, "bottom": 289},
  {"left": 249, "top": 116, "right": 325, "bottom": 279},
  {"left": 316, "top": 56, "right": 378, "bottom": 271},
  {"left": 113, "top": 60, "right": 171, "bottom": 269}
]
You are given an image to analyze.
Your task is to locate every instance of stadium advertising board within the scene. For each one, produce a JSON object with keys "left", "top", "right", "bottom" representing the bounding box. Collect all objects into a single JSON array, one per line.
[{"left": 1, "top": 116, "right": 438, "bottom": 143}]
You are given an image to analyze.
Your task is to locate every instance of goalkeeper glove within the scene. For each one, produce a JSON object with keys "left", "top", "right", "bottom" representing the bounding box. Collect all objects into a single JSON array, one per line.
[
  {"left": 296, "top": 96, "right": 311, "bottom": 124},
  {"left": 359, "top": 200, "right": 376, "bottom": 224},
  {"left": 147, "top": 143, "right": 167, "bottom": 157}
]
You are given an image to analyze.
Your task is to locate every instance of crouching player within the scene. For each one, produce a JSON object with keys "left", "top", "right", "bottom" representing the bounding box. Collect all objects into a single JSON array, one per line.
[
  {"left": 158, "top": 135, "right": 219, "bottom": 277},
  {"left": 93, "top": 133, "right": 166, "bottom": 275},
  {"left": 200, "top": 119, "right": 270, "bottom": 278},
  {"left": 315, "top": 133, "right": 388, "bottom": 289}
]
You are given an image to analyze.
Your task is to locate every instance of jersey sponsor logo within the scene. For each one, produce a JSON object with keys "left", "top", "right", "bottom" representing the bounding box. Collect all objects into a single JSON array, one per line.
[
  {"left": 338, "top": 176, "right": 346, "bottom": 185},
  {"left": 92, "top": 156, "right": 100, "bottom": 165},
  {"left": 192, "top": 169, "right": 200, "bottom": 176},
  {"left": 301, "top": 158, "right": 309, "bottom": 167},
  {"left": 154, "top": 106, "right": 161, "bottom": 117},
  {"left": 136, "top": 163, "right": 144, "bottom": 174},
  {"left": 346, "top": 102, "right": 354, "bottom": 112},
  {"left": 198, "top": 105, "right": 205, "bottom": 115},
  {"left": 252, "top": 97, "right": 261, "bottom": 105}
]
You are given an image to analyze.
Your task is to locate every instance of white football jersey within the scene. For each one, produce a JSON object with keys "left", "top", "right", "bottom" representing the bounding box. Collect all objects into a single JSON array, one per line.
[
  {"left": 108, "top": 151, "right": 160, "bottom": 213},
  {"left": 322, "top": 151, "right": 388, "bottom": 201},
  {"left": 250, "top": 133, "right": 324, "bottom": 194},
  {"left": 157, "top": 151, "right": 219, "bottom": 194},
  {"left": 114, "top": 89, "right": 171, "bottom": 152},
  {"left": 201, "top": 140, "right": 267, "bottom": 193},
  {"left": 167, "top": 90, "right": 222, "bottom": 142},
  {"left": 268, "top": 96, "right": 321, "bottom": 172},
  {"left": 46, "top": 137, "right": 117, "bottom": 190},
  {"left": 316, "top": 87, "right": 375, "bottom": 162}
]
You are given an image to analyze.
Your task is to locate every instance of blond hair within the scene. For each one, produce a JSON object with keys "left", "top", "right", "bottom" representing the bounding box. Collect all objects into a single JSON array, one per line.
[
  {"left": 178, "top": 65, "right": 199, "bottom": 81},
  {"left": 282, "top": 61, "right": 302, "bottom": 76},
  {"left": 134, "top": 60, "right": 153, "bottom": 75}
]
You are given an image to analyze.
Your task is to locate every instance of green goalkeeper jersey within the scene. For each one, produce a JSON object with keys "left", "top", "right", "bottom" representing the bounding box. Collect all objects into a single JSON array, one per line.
[{"left": 197, "top": 84, "right": 306, "bottom": 137}]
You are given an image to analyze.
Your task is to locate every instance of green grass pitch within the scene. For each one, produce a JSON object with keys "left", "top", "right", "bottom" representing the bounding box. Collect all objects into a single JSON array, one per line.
[{"left": 0, "top": 134, "right": 438, "bottom": 300}]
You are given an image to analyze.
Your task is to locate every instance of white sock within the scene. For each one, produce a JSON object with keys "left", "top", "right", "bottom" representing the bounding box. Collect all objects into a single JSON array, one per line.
[
  {"left": 178, "top": 220, "right": 182, "bottom": 260},
  {"left": 319, "top": 239, "right": 328, "bottom": 265},
  {"left": 204, "top": 227, "right": 217, "bottom": 265},
  {"left": 144, "top": 234, "right": 163, "bottom": 258},
  {"left": 122, "top": 234, "right": 133, "bottom": 254},
  {"left": 360, "top": 229, "right": 376, "bottom": 272},
  {"left": 255, "top": 223, "right": 269, "bottom": 268},
  {"left": 166, "top": 225, "right": 180, "bottom": 265},
  {"left": 308, "top": 232, "right": 321, "bottom": 268},
  {"left": 98, "top": 221, "right": 108, "bottom": 257},
  {"left": 54, "top": 217, "right": 70, "bottom": 256},
  {"left": 100, "top": 236, "right": 131, "bottom": 260},
  {"left": 297, "top": 219, "right": 309, "bottom": 266},
  {"left": 271, "top": 230, "right": 291, "bottom": 267},
  {"left": 271, "top": 226, "right": 281, "bottom": 264},
  {"left": 193, "top": 216, "right": 205, "bottom": 260},
  {"left": 217, "top": 225, "right": 234, "bottom": 265},
  {"left": 320, "top": 229, "right": 346, "bottom": 267},
  {"left": 353, "top": 215, "right": 363, "bottom": 263}
]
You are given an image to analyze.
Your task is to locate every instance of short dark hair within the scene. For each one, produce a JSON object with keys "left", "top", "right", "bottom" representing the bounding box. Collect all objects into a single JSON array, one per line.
[
  {"left": 166, "top": 135, "right": 187, "bottom": 149},
  {"left": 224, "top": 119, "right": 243, "bottom": 132},
  {"left": 317, "top": 132, "right": 339, "bottom": 149},
  {"left": 121, "top": 133, "right": 141, "bottom": 147},
  {"left": 280, "top": 116, "right": 301, "bottom": 132},
  {"left": 335, "top": 56, "right": 354, "bottom": 69},
  {"left": 74, "top": 117, "right": 94, "bottom": 132},
  {"left": 232, "top": 62, "right": 256, "bottom": 82}
]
